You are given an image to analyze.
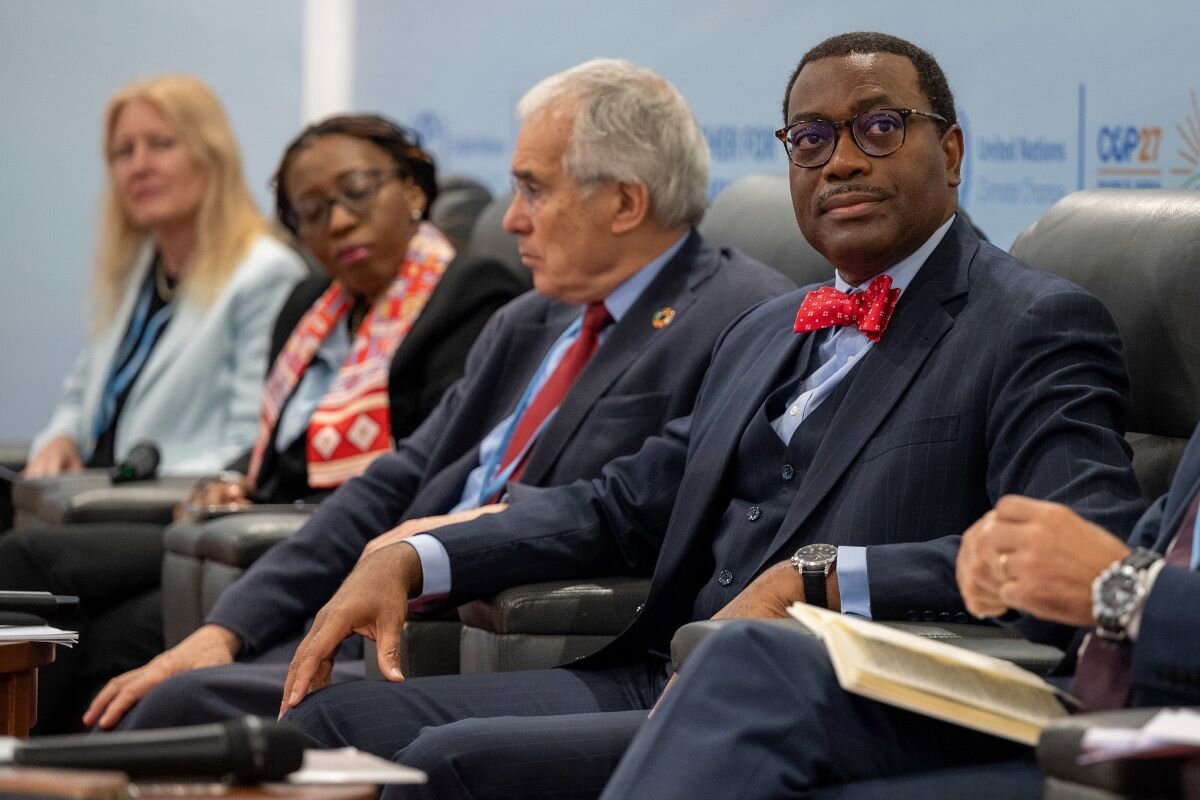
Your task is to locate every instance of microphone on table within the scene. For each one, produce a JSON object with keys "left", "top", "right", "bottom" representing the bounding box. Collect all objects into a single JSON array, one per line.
[
  {"left": 110, "top": 441, "right": 161, "bottom": 484},
  {"left": 0, "top": 717, "right": 307, "bottom": 783},
  {"left": 0, "top": 591, "right": 79, "bottom": 626}
]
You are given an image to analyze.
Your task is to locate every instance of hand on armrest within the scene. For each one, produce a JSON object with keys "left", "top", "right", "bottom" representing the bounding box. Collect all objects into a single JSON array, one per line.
[
  {"left": 174, "top": 472, "right": 253, "bottom": 522},
  {"left": 23, "top": 435, "right": 82, "bottom": 478}
]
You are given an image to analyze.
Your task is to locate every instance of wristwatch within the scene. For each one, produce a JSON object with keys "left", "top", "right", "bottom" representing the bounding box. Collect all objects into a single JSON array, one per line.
[
  {"left": 1092, "top": 547, "right": 1161, "bottom": 642},
  {"left": 791, "top": 543, "right": 838, "bottom": 610}
]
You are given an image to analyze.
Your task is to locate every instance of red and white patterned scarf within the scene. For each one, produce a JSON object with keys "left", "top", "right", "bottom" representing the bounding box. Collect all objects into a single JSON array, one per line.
[{"left": 247, "top": 222, "right": 454, "bottom": 488}]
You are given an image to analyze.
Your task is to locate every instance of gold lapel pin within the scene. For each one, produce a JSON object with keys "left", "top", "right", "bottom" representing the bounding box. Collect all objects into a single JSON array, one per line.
[{"left": 651, "top": 307, "right": 676, "bottom": 329}]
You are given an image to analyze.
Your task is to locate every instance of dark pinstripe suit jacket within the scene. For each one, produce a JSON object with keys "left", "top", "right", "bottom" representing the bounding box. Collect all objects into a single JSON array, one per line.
[
  {"left": 204, "top": 232, "right": 795, "bottom": 656},
  {"left": 433, "top": 216, "right": 1146, "bottom": 663},
  {"left": 1125, "top": 423, "right": 1200, "bottom": 706}
]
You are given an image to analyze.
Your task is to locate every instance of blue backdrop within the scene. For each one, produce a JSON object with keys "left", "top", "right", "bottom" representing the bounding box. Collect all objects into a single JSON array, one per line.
[{"left": 2, "top": 0, "right": 1196, "bottom": 440}]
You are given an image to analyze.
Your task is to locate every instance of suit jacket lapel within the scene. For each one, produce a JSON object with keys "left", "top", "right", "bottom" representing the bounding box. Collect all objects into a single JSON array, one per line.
[
  {"left": 521, "top": 233, "right": 704, "bottom": 484},
  {"left": 84, "top": 245, "right": 155, "bottom": 434},
  {"left": 755, "top": 220, "right": 977, "bottom": 568},
  {"left": 1155, "top": 472, "right": 1200, "bottom": 554}
]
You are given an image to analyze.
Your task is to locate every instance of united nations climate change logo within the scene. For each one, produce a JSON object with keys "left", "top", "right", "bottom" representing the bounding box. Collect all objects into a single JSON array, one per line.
[{"left": 1095, "top": 89, "right": 1200, "bottom": 190}]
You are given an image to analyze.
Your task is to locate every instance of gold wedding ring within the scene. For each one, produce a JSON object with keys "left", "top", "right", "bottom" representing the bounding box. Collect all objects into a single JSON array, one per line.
[{"left": 998, "top": 552, "right": 1011, "bottom": 581}]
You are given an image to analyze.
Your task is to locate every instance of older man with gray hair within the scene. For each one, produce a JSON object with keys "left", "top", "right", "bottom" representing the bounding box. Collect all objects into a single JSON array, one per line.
[{"left": 86, "top": 59, "right": 792, "bottom": 731}]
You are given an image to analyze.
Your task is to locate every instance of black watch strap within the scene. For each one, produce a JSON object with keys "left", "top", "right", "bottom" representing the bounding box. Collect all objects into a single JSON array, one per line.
[{"left": 802, "top": 569, "right": 828, "bottom": 610}]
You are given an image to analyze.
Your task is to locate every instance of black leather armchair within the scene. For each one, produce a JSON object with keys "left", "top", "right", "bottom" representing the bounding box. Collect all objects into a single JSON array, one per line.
[{"left": 1010, "top": 189, "right": 1200, "bottom": 505}]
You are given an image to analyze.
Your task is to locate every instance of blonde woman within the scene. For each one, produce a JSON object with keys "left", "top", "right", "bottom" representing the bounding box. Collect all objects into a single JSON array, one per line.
[{"left": 25, "top": 74, "right": 305, "bottom": 477}]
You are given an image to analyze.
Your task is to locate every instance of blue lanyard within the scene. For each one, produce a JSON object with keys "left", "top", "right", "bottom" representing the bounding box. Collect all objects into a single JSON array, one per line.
[
  {"left": 90, "top": 272, "right": 174, "bottom": 447},
  {"left": 474, "top": 314, "right": 584, "bottom": 506}
]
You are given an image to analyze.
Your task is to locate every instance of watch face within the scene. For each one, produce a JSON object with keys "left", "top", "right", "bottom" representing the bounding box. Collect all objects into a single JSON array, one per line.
[
  {"left": 1100, "top": 572, "right": 1139, "bottom": 610},
  {"left": 795, "top": 543, "right": 838, "bottom": 567}
]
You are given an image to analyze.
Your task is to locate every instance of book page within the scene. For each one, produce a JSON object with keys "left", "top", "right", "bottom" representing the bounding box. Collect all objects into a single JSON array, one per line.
[{"left": 788, "top": 603, "right": 1067, "bottom": 744}]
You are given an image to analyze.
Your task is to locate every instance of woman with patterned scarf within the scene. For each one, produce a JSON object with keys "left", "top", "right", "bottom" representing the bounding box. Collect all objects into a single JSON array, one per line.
[{"left": 189, "top": 114, "right": 527, "bottom": 509}]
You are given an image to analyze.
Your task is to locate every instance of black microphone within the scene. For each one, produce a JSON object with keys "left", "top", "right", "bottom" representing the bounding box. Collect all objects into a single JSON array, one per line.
[
  {"left": 4, "top": 717, "right": 306, "bottom": 782},
  {"left": 0, "top": 591, "right": 79, "bottom": 625},
  {"left": 110, "top": 441, "right": 161, "bottom": 484}
]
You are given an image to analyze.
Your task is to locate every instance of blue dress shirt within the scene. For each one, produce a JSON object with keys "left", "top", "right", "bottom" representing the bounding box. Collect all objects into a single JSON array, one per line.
[{"left": 275, "top": 322, "right": 352, "bottom": 452}]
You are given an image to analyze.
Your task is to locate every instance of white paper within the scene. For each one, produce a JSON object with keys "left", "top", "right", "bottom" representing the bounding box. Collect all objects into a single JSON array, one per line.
[
  {"left": 0, "top": 626, "right": 78, "bottom": 646},
  {"left": 287, "top": 748, "right": 426, "bottom": 784},
  {"left": 1079, "top": 708, "right": 1200, "bottom": 763}
]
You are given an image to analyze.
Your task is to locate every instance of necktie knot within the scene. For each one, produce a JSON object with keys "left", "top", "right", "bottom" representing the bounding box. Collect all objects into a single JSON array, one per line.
[
  {"left": 582, "top": 301, "right": 612, "bottom": 336},
  {"left": 793, "top": 274, "right": 901, "bottom": 343}
]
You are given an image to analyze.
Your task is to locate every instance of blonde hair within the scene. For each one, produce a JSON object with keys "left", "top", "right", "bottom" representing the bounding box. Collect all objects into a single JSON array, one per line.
[{"left": 95, "top": 74, "right": 266, "bottom": 325}]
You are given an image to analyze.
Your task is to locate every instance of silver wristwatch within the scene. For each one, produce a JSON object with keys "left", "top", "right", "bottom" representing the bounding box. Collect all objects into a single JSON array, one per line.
[
  {"left": 1092, "top": 547, "right": 1161, "bottom": 642},
  {"left": 792, "top": 543, "right": 838, "bottom": 610}
]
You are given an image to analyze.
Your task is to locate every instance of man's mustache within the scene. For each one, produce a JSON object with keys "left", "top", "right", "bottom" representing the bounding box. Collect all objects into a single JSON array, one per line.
[{"left": 816, "top": 184, "right": 890, "bottom": 211}]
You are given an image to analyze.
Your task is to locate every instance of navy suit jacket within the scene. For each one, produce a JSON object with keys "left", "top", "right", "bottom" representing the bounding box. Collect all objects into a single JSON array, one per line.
[
  {"left": 430, "top": 216, "right": 1145, "bottom": 664},
  {"left": 206, "top": 232, "right": 795, "bottom": 655},
  {"left": 1126, "top": 423, "right": 1200, "bottom": 706}
]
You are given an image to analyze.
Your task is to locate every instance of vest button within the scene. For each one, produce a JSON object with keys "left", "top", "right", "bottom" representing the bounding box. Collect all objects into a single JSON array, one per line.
[
  {"left": 746, "top": 506, "right": 762, "bottom": 522},
  {"left": 718, "top": 569, "right": 734, "bottom": 586},
  {"left": 781, "top": 464, "right": 795, "bottom": 481}
]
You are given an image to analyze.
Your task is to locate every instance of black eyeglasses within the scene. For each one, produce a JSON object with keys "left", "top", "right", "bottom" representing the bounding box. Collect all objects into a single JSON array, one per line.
[
  {"left": 289, "top": 168, "right": 405, "bottom": 234},
  {"left": 775, "top": 107, "right": 948, "bottom": 169}
]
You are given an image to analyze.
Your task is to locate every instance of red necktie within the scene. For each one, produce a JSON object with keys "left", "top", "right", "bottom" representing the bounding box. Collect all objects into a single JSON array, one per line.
[
  {"left": 793, "top": 274, "right": 900, "bottom": 343},
  {"left": 495, "top": 302, "right": 612, "bottom": 486},
  {"left": 1072, "top": 493, "right": 1199, "bottom": 711}
]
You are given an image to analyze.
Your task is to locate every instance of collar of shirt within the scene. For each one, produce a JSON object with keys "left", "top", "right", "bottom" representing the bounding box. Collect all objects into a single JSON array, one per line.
[
  {"left": 832, "top": 213, "right": 956, "bottom": 295},
  {"left": 599, "top": 230, "right": 689, "bottom": 323}
]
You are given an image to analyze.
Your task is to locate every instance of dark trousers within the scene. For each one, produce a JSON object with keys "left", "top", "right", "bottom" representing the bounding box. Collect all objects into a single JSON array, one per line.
[
  {"left": 116, "top": 643, "right": 364, "bottom": 730},
  {"left": 600, "top": 621, "right": 1040, "bottom": 800},
  {"left": 285, "top": 659, "right": 670, "bottom": 800},
  {"left": 0, "top": 523, "right": 165, "bottom": 733}
]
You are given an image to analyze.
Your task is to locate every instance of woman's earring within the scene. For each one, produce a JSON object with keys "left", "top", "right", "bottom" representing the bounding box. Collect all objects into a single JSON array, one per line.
[{"left": 410, "top": 208, "right": 422, "bottom": 221}]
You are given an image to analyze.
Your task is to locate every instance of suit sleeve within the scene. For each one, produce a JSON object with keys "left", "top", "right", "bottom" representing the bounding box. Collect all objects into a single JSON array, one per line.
[
  {"left": 429, "top": 413, "right": 692, "bottom": 603},
  {"left": 203, "top": 305, "right": 514, "bottom": 654},
  {"left": 30, "top": 348, "right": 91, "bottom": 455},
  {"left": 1131, "top": 557, "right": 1200, "bottom": 705},
  {"left": 864, "top": 286, "right": 1145, "bottom": 642}
]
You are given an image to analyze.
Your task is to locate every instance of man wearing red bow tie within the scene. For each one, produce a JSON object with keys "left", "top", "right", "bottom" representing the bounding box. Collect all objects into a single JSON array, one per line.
[{"left": 283, "top": 33, "right": 1145, "bottom": 800}]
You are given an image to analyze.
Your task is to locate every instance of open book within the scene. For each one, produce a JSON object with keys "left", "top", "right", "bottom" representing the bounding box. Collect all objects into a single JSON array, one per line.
[{"left": 787, "top": 603, "right": 1071, "bottom": 745}]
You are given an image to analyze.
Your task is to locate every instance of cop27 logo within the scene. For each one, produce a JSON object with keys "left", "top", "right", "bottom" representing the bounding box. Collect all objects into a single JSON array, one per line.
[{"left": 1096, "top": 90, "right": 1200, "bottom": 189}]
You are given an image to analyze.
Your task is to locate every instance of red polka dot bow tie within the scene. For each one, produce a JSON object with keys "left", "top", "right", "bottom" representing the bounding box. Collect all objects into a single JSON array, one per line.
[{"left": 792, "top": 274, "right": 901, "bottom": 343}]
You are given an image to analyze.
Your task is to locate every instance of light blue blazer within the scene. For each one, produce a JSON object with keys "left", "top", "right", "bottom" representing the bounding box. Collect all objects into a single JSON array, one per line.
[{"left": 32, "top": 233, "right": 306, "bottom": 474}]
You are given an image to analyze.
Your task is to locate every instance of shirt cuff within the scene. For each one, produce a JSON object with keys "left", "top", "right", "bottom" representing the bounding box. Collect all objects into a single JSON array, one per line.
[
  {"left": 405, "top": 533, "right": 452, "bottom": 607},
  {"left": 837, "top": 546, "right": 872, "bottom": 619},
  {"left": 1127, "top": 557, "right": 1166, "bottom": 642}
]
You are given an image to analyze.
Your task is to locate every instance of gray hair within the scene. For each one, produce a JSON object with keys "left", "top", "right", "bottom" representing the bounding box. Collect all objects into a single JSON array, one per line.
[{"left": 517, "top": 58, "right": 709, "bottom": 228}]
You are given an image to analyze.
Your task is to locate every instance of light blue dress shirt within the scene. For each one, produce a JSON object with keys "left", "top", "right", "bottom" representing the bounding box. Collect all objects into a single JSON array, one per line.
[
  {"left": 774, "top": 215, "right": 955, "bottom": 618},
  {"left": 407, "top": 233, "right": 688, "bottom": 601},
  {"left": 275, "top": 322, "right": 352, "bottom": 452}
]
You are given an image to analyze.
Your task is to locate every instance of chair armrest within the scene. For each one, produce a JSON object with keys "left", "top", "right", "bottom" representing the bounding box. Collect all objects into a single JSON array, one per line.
[
  {"left": 164, "top": 511, "right": 311, "bottom": 569},
  {"left": 670, "top": 618, "right": 1066, "bottom": 673},
  {"left": 0, "top": 442, "right": 29, "bottom": 472},
  {"left": 13, "top": 471, "right": 199, "bottom": 526},
  {"left": 458, "top": 577, "right": 651, "bottom": 636},
  {"left": 1038, "top": 708, "right": 1183, "bottom": 798}
]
